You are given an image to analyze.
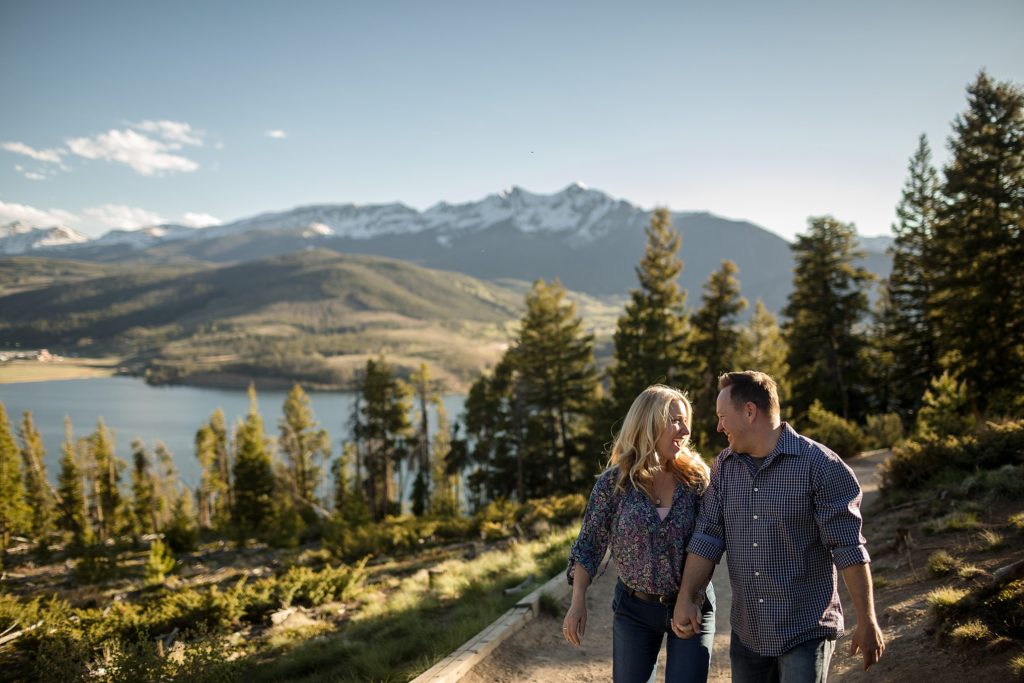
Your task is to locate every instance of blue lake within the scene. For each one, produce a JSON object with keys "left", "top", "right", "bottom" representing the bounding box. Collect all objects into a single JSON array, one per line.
[{"left": 0, "top": 377, "right": 465, "bottom": 494}]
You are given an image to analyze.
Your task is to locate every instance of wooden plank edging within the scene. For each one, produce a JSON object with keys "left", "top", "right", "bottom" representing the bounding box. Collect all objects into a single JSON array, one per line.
[{"left": 409, "top": 572, "right": 570, "bottom": 682}]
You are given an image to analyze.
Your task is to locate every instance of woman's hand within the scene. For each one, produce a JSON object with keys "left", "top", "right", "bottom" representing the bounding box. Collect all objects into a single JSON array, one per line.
[{"left": 562, "top": 600, "right": 587, "bottom": 646}]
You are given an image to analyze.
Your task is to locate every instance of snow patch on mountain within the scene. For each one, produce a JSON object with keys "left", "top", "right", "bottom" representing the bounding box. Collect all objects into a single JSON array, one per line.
[{"left": 0, "top": 222, "right": 89, "bottom": 254}]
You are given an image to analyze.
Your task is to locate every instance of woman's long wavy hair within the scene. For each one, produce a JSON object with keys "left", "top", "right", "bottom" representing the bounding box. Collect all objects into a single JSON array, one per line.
[{"left": 607, "top": 385, "right": 710, "bottom": 499}]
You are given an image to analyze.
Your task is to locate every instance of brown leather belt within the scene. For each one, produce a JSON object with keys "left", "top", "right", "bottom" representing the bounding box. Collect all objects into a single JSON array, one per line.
[{"left": 619, "top": 580, "right": 677, "bottom": 606}]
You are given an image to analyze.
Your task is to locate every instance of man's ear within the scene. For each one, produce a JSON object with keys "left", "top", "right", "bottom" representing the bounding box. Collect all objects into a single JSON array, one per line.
[{"left": 744, "top": 402, "right": 757, "bottom": 422}]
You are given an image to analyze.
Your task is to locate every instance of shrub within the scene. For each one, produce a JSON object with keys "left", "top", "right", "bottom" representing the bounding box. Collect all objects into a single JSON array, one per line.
[
  {"left": 914, "top": 372, "right": 974, "bottom": 441},
  {"left": 1009, "top": 512, "right": 1024, "bottom": 533},
  {"left": 802, "top": 400, "right": 865, "bottom": 459},
  {"left": 978, "top": 529, "right": 1005, "bottom": 551},
  {"left": 928, "top": 550, "right": 959, "bottom": 576},
  {"left": 927, "top": 586, "right": 970, "bottom": 617},
  {"left": 143, "top": 539, "right": 176, "bottom": 586},
  {"left": 864, "top": 413, "right": 904, "bottom": 450},
  {"left": 957, "top": 564, "right": 985, "bottom": 580},
  {"left": 949, "top": 619, "right": 992, "bottom": 642}
]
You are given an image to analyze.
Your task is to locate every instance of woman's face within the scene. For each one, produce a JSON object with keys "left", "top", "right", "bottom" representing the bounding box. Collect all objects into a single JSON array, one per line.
[{"left": 655, "top": 399, "right": 689, "bottom": 462}]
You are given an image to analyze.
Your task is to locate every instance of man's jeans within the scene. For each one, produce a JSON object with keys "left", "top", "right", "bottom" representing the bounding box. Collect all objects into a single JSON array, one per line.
[
  {"left": 611, "top": 579, "right": 715, "bottom": 683},
  {"left": 729, "top": 633, "right": 836, "bottom": 683}
]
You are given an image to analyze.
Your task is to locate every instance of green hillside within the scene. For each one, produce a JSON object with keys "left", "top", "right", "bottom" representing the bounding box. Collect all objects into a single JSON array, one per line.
[{"left": 0, "top": 250, "right": 527, "bottom": 390}]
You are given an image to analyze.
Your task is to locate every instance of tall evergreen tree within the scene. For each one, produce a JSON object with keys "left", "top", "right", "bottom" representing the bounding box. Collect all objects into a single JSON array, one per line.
[
  {"left": 463, "top": 356, "right": 525, "bottom": 502},
  {"left": 429, "top": 404, "right": 460, "bottom": 516},
  {"left": 130, "top": 439, "right": 158, "bottom": 536},
  {"left": 231, "top": 385, "right": 276, "bottom": 542},
  {"left": 194, "top": 424, "right": 216, "bottom": 529},
  {"left": 409, "top": 364, "right": 440, "bottom": 516},
  {"left": 56, "top": 417, "right": 88, "bottom": 547},
  {"left": 18, "top": 411, "right": 55, "bottom": 542},
  {"left": 930, "top": 71, "right": 1024, "bottom": 413},
  {"left": 279, "top": 384, "right": 329, "bottom": 507},
  {"left": 90, "top": 418, "right": 125, "bottom": 541},
  {"left": 884, "top": 134, "right": 943, "bottom": 418},
  {"left": 513, "top": 279, "right": 599, "bottom": 495},
  {"left": 0, "top": 404, "right": 29, "bottom": 557},
  {"left": 603, "top": 208, "right": 694, "bottom": 437},
  {"left": 690, "top": 261, "right": 747, "bottom": 451},
  {"left": 735, "top": 299, "right": 792, "bottom": 408},
  {"left": 783, "top": 216, "right": 874, "bottom": 420},
  {"left": 356, "top": 358, "right": 411, "bottom": 520}
]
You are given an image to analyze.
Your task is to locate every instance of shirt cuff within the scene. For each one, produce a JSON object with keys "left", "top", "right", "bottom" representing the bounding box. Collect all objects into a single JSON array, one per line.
[
  {"left": 687, "top": 532, "right": 726, "bottom": 563},
  {"left": 832, "top": 544, "right": 871, "bottom": 569},
  {"left": 566, "top": 554, "right": 600, "bottom": 586}
]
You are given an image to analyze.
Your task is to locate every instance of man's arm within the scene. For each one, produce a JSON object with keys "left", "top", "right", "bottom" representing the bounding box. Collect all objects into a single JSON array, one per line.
[
  {"left": 671, "top": 553, "right": 715, "bottom": 638},
  {"left": 841, "top": 562, "right": 885, "bottom": 669}
]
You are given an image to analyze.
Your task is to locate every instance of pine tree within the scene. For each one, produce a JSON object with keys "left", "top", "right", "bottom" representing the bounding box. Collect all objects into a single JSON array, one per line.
[
  {"left": 914, "top": 372, "right": 974, "bottom": 440},
  {"left": 56, "top": 417, "right": 89, "bottom": 548},
  {"left": 333, "top": 441, "right": 369, "bottom": 523},
  {"left": 409, "top": 364, "right": 439, "bottom": 516},
  {"left": 931, "top": 71, "right": 1024, "bottom": 413},
  {"left": 279, "top": 384, "right": 329, "bottom": 509},
  {"left": 231, "top": 385, "right": 275, "bottom": 542},
  {"left": 357, "top": 358, "right": 411, "bottom": 520},
  {"left": 89, "top": 418, "right": 125, "bottom": 542},
  {"left": 603, "top": 208, "right": 694, "bottom": 439},
  {"left": 18, "top": 411, "right": 55, "bottom": 543},
  {"left": 463, "top": 356, "right": 525, "bottom": 502},
  {"left": 513, "top": 279, "right": 599, "bottom": 496},
  {"left": 194, "top": 424, "right": 215, "bottom": 529},
  {"left": 884, "top": 134, "right": 943, "bottom": 418},
  {"left": 130, "top": 439, "right": 158, "bottom": 537},
  {"left": 690, "top": 261, "right": 747, "bottom": 451},
  {"left": 735, "top": 299, "right": 791, "bottom": 407},
  {"left": 0, "top": 404, "right": 29, "bottom": 557},
  {"left": 783, "top": 216, "right": 874, "bottom": 420}
]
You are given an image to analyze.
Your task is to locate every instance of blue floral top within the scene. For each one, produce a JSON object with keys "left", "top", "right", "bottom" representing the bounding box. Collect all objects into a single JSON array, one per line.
[{"left": 566, "top": 468, "right": 703, "bottom": 594}]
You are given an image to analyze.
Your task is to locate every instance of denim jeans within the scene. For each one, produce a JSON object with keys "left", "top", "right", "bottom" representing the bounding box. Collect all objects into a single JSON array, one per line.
[
  {"left": 729, "top": 633, "right": 835, "bottom": 683},
  {"left": 611, "top": 579, "right": 715, "bottom": 683}
]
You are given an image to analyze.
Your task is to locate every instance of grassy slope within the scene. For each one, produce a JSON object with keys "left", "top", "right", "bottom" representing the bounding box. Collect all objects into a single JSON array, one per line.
[{"left": 0, "top": 251, "right": 530, "bottom": 390}]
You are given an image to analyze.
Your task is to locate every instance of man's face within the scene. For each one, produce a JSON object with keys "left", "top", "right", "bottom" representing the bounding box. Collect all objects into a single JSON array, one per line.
[{"left": 716, "top": 387, "right": 748, "bottom": 453}]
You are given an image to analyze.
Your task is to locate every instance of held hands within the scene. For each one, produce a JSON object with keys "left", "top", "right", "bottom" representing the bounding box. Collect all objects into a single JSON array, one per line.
[
  {"left": 670, "top": 596, "right": 702, "bottom": 639},
  {"left": 562, "top": 600, "right": 587, "bottom": 646},
  {"left": 849, "top": 620, "right": 885, "bottom": 670}
]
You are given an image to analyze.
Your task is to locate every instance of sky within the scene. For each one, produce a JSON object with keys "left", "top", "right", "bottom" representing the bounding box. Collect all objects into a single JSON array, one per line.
[{"left": 1, "top": 0, "right": 1022, "bottom": 241}]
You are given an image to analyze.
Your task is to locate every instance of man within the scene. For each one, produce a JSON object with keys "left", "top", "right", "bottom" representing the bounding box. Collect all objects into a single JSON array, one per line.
[{"left": 671, "top": 371, "right": 884, "bottom": 682}]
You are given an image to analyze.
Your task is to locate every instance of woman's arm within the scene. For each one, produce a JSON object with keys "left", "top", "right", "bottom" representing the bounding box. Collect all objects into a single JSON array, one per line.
[{"left": 563, "top": 563, "right": 591, "bottom": 645}]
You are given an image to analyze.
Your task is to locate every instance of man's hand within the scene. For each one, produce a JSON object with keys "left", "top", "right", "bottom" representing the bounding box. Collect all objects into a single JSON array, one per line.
[
  {"left": 670, "top": 596, "right": 702, "bottom": 639},
  {"left": 849, "top": 619, "right": 885, "bottom": 670}
]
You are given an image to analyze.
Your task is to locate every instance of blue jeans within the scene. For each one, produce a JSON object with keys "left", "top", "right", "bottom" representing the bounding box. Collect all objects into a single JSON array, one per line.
[
  {"left": 729, "top": 633, "right": 835, "bottom": 683},
  {"left": 611, "top": 579, "right": 715, "bottom": 683}
]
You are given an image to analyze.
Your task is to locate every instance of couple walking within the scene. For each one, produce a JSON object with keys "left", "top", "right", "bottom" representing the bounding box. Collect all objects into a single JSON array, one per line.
[{"left": 563, "top": 371, "right": 885, "bottom": 682}]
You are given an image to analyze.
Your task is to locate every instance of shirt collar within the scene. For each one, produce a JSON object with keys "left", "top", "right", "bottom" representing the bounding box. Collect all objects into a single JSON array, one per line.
[{"left": 720, "top": 422, "right": 802, "bottom": 461}]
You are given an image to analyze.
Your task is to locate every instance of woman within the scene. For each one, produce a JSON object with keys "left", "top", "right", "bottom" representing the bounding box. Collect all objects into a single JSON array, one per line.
[{"left": 563, "top": 385, "right": 715, "bottom": 683}]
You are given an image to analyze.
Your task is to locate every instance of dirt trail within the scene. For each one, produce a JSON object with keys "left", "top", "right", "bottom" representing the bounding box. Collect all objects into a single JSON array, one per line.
[{"left": 462, "top": 450, "right": 888, "bottom": 683}]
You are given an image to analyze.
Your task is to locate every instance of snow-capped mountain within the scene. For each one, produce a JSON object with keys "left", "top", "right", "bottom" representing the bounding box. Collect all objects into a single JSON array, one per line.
[
  {"left": 0, "top": 221, "right": 89, "bottom": 254},
  {"left": 91, "top": 224, "right": 195, "bottom": 248}
]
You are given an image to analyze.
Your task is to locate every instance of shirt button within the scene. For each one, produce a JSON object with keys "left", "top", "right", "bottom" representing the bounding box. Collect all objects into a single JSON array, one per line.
[
  {"left": 753, "top": 487, "right": 759, "bottom": 492},
  {"left": 759, "top": 599, "right": 764, "bottom": 604},
  {"left": 752, "top": 542, "right": 758, "bottom": 548},
  {"left": 752, "top": 515, "right": 758, "bottom": 520},
  {"left": 754, "top": 571, "right": 760, "bottom": 576}
]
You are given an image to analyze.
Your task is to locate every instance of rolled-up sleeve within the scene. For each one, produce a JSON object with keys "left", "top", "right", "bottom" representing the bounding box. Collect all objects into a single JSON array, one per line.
[
  {"left": 686, "top": 456, "right": 726, "bottom": 563},
  {"left": 567, "top": 472, "right": 616, "bottom": 584},
  {"left": 813, "top": 454, "right": 870, "bottom": 569}
]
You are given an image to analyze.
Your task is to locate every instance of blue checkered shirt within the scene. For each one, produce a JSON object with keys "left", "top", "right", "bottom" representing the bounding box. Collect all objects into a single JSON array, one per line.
[{"left": 687, "top": 423, "right": 870, "bottom": 656}]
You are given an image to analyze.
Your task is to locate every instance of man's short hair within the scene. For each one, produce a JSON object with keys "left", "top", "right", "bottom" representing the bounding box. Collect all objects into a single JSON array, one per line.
[{"left": 718, "top": 371, "right": 780, "bottom": 419}]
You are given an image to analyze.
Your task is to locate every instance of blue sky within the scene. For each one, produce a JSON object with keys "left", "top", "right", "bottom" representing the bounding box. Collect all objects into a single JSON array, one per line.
[{"left": 2, "top": 0, "right": 1022, "bottom": 240}]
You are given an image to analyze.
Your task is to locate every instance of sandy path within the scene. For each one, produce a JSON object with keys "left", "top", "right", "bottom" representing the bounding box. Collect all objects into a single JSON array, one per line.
[{"left": 462, "top": 450, "right": 888, "bottom": 683}]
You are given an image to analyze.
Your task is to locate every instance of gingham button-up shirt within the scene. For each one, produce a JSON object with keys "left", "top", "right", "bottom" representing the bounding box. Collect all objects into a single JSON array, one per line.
[{"left": 687, "top": 423, "right": 870, "bottom": 656}]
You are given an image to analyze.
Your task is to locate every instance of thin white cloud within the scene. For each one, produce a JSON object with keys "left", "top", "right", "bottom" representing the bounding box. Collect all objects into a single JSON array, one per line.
[
  {"left": 82, "top": 203, "right": 165, "bottom": 229},
  {"left": 135, "top": 120, "right": 204, "bottom": 147},
  {"left": 265, "top": 129, "right": 288, "bottom": 139},
  {"left": 66, "top": 128, "right": 199, "bottom": 176},
  {"left": 23, "top": 171, "right": 46, "bottom": 181},
  {"left": 181, "top": 211, "right": 220, "bottom": 228},
  {"left": 2, "top": 141, "right": 65, "bottom": 164},
  {"left": 0, "top": 200, "right": 78, "bottom": 227}
]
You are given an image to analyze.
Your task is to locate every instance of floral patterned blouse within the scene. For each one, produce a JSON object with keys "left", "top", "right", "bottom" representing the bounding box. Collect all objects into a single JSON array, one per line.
[{"left": 566, "top": 468, "right": 703, "bottom": 595}]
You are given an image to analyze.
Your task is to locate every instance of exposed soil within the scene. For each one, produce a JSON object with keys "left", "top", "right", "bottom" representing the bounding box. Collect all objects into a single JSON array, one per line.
[{"left": 463, "top": 450, "right": 1024, "bottom": 682}]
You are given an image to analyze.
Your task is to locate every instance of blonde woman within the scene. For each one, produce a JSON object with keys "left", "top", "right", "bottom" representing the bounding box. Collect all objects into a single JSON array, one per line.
[{"left": 564, "top": 385, "right": 715, "bottom": 683}]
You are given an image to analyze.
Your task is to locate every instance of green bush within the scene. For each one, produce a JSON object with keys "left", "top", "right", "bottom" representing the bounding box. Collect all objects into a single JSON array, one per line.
[
  {"left": 915, "top": 372, "right": 974, "bottom": 441},
  {"left": 802, "top": 400, "right": 866, "bottom": 459},
  {"left": 864, "top": 413, "right": 904, "bottom": 450},
  {"left": 143, "top": 539, "right": 176, "bottom": 586}
]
